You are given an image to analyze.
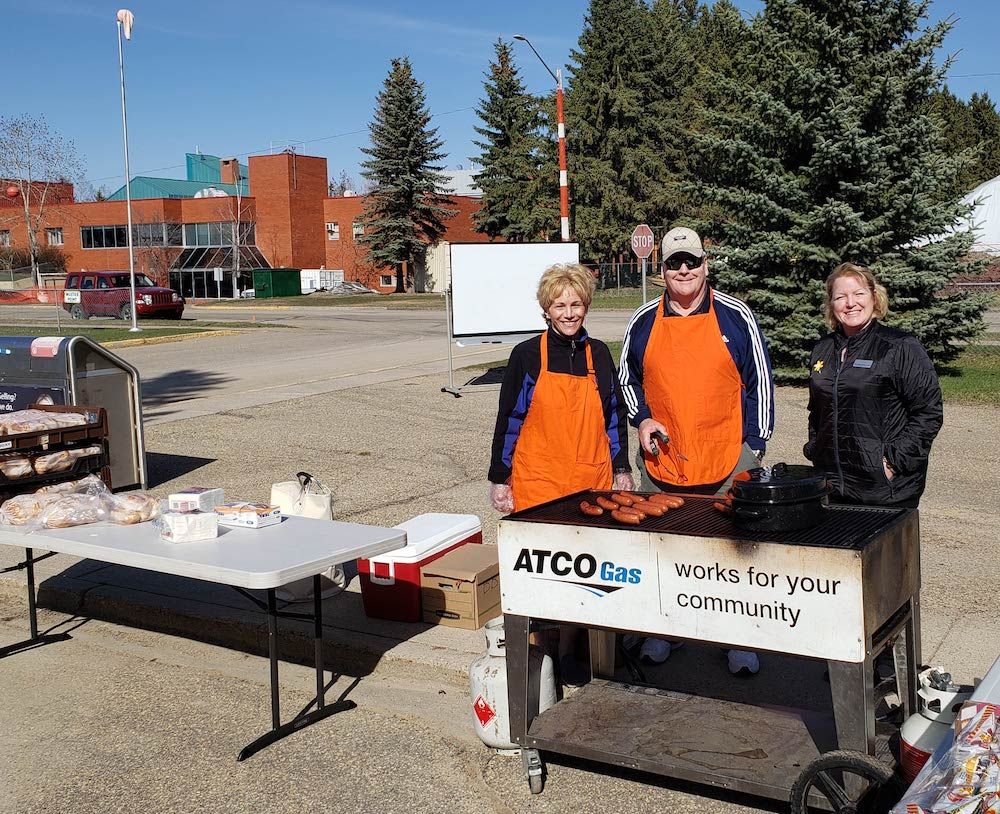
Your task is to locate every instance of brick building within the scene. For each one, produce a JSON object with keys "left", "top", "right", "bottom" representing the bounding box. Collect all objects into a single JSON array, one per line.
[{"left": 1, "top": 152, "right": 490, "bottom": 297}]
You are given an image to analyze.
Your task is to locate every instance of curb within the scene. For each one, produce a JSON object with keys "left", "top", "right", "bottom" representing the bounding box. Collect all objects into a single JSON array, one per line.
[
  {"left": 191, "top": 304, "right": 294, "bottom": 311},
  {"left": 103, "top": 329, "right": 244, "bottom": 348}
]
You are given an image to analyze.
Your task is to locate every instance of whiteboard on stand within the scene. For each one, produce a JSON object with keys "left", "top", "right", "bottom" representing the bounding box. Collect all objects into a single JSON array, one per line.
[{"left": 449, "top": 243, "right": 581, "bottom": 341}]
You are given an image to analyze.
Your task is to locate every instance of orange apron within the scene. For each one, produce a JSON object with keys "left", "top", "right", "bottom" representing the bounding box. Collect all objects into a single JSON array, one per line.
[
  {"left": 641, "top": 292, "right": 743, "bottom": 487},
  {"left": 511, "top": 334, "right": 613, "bottom": 511}
]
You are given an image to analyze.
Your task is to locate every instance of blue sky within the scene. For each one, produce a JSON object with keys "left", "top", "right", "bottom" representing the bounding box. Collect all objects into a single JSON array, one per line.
[{"left": 4, "top": 0, "right": 999, "bottom": 194}]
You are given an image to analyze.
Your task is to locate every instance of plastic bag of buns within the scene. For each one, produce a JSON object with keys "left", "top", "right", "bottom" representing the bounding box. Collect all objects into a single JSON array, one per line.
[
  {"left": 0, "top": 492, "right": 62, "bottom": 525},
  {"left": 107, "top": 492, "right": 160, "bottom": 525},
  {"left": 29, "top": 493, "right": 109, "bottom": 529}
]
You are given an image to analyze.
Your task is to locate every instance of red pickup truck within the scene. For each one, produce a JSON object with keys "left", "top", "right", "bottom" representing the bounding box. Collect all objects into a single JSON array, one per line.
[{"left": 62, "top": 271, "right": 185, "bottom": 320}]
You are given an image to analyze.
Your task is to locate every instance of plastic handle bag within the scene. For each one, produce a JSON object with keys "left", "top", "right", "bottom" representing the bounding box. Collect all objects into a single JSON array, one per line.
[
  {"left": 270, "top": 472, "right": 345, "bottom": 602},
  {"left": 270, "top": 471, "right": 332, "bottom": 520}
]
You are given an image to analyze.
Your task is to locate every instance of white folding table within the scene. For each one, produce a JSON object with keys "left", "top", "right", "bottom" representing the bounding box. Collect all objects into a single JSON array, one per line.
[{"left": 0, "top": 515, "right": 405, "bottom": 760}]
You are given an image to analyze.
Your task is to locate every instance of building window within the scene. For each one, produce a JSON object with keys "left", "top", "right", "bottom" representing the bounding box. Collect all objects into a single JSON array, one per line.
[
  {"left": 0, "top": 230, "right": 9, "bottom": 247},
  {"left": 45, "top": 227, "right": 64, "bottom": 246},
  {"left": 180, "top": 220, "right": 255, "bottom": 247},
  {"left": 81, "top": 224, "right": 134, "bottom": 249},
  {"left": 326, "top": 222, "right": 340, "bottom": 241},
  {"left": 352, "top": 222, "right": 364, "bottom": 239},
  {"left": 379, "top": 274, "right": 394, "bottom": 288}
]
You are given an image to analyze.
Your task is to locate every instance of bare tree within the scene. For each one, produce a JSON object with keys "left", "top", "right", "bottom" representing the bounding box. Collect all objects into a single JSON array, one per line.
[
  {"left": 131, "top": 215, "right": 177, "bottom": 287},
  {"left": 329, "top": 169, "right": 357, "bottom": 197},
  {"left": 0, "top": 115, "right": 85, "bottom": 286},
  {"left": 214, "top": 187, "right": 252, "bottom": 292}
]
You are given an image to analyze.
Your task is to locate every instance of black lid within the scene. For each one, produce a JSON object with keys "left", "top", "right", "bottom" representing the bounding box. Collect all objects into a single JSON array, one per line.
[{"left": 729, "top": 463, "right": 828, "bottom": 504}]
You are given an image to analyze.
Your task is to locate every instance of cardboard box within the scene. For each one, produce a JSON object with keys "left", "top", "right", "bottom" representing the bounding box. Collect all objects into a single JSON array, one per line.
[
  {"left": 420, "top": 543, "right": 500, "bottom": 630},
  {"left": 214, "top": 502, "right": 281, "bottom": 529},
  {"left": 169, "top": 487, "right": 225, "bottom": 513}
]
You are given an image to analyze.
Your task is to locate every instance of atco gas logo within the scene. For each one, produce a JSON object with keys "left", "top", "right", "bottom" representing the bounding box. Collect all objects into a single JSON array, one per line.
[{"left": 512, "top": 548, "right": 641, "bottom": 597}]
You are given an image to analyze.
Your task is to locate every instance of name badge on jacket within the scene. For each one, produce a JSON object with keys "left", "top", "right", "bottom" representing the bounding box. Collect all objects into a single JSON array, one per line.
[{"left": 853, "top": 359, "right": 874, "bottom": 368}]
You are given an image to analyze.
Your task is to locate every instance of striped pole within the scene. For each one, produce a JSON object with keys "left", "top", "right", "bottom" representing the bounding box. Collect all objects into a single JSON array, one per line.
[
  {"left": 556, "top": 69, "right": 569, "bottom": 242},
  {"left": 513, "top": 36, "right": 571, "bottom": 242}
]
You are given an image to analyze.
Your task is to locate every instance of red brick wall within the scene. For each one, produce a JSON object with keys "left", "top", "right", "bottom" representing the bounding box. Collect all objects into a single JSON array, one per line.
[
  {"left": 249, "top": 153, "right": 327, "bottom": 269},
  {"left": 321, "top": 194, "right": 493, "bottom": 292}
]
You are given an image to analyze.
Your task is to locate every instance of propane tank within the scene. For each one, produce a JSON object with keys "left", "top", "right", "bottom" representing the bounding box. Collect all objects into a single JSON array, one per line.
[
  {"left": 900, "top": 667, "right": 973, "bottom": 785},
  {"left": 469, "top": 617, "right": 557, "bottom": 752}
]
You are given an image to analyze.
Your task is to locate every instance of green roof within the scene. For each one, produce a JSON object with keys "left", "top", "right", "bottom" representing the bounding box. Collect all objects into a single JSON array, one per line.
[{"left": 107, "top": 177, "right": 249, "bottom": 201}]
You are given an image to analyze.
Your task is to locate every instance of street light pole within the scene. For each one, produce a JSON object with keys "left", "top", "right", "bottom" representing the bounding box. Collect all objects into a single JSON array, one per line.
[
  {"left": 116, "top": 9, "right": 140, "bottom": 332},
  {"left": 513, "top": 35, "right": 570, "bottom": 242}
]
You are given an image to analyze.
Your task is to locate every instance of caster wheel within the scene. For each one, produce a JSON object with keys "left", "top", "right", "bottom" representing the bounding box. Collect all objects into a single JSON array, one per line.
[
  {"left": 789, "top": 750, "right": 900, "bottom": 814},
  {"left": 521, "top": 748, "right": 544, "bottom": 795}
]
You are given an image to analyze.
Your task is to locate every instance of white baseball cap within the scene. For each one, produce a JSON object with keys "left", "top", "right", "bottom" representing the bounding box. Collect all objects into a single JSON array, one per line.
[{"left": 661, "top": 227, "right": 704, "bottom": 260}]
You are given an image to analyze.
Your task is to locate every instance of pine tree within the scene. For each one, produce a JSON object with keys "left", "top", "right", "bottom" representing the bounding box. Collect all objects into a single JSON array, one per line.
[
  {"left": 360, "top": 57, "right": 454, "bottom": 293},
  {"left": 567, "top": 0, "right": 690, "bottom": 261},
  {"left": 926, "top": 87, "right": 981, "bottom": 199},
  {"left": 471, "top": 40, "right": 558, "bottom": 242},
  {"left": 688, "top": 0, "right": 988, "bottom": 377},
  {"left": 968, "top": 93, "right": 1000, "bottom": 188},
  {"left": 927, "top": 89, "right": 1000, "bottom": 198}
]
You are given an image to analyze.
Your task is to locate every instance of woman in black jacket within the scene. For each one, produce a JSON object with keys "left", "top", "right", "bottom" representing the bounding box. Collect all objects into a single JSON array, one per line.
[{"left": 804, "top": 263, "right": 943, "bottom": 508}]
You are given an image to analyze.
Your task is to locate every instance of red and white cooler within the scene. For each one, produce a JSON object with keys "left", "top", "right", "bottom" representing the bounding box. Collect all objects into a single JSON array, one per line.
[{"left": 358, "top": 513, "right": 482, "bottom": 622}]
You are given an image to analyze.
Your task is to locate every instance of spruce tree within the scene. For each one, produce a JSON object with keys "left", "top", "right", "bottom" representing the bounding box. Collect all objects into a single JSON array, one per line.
[
  {"left": 472, "top": 40, "right": 558, "bottom": 242},
  {"left": 360, "top": 57, "right": 454, "bottom": 293},
  {"left": 567, "top": 0, "right": 689, "bottom": 261},
  {"left": 689, "top": 0, "right": 988, "bottom": 377}
]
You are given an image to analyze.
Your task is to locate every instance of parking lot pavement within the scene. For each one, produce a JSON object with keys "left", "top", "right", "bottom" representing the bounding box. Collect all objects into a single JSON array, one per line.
[{"left": 1, "top": 348, "right": 998, "bottom": 812}]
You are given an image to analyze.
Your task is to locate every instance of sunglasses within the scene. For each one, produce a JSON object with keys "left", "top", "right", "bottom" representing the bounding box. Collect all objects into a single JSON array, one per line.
[{"left": 663, "top": 253, "right": 704, "bottom": 271}]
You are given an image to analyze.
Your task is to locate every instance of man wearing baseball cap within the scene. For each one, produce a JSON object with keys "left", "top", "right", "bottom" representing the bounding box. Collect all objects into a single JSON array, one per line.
[{"left": 619, "top": 226, "right": 775, "bottom": 674}]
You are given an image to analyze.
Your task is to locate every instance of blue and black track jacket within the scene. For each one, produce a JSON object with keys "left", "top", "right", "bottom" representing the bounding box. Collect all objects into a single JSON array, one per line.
[
  {"left": 488, "top": 327, "right": 631, "bottom": 484},
  {"left": 619, "top": 289, "right": 775, "bottom": 453}
]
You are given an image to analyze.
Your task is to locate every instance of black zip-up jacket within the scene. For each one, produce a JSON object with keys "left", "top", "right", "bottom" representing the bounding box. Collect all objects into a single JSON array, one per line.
[
  {"left": 804, "top": 320, "right": 943, "bottom": 507},
  {"left": 489, "top": 328, "right": 630, "bottom": 484}
]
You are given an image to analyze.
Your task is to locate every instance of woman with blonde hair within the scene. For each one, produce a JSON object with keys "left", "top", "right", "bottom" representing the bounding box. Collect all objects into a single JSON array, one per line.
[
  {"left": 804, "top": 263, "right": 942, "bottom": 507},
  {"left": 489, "top": 263, "right": 632, "bottom": 513},
  {"left": 488, "top": 263, "right": 633, "bottom": 686}
]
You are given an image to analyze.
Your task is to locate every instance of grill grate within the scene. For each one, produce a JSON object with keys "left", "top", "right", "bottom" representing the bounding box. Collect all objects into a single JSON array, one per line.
[{"left": 506, "top": 492, "right": 906, "bottom": 550}]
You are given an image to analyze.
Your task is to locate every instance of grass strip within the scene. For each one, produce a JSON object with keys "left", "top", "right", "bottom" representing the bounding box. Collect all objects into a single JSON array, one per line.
[{"left": 0, "top": 325, "right": 209, "bottom": 344}]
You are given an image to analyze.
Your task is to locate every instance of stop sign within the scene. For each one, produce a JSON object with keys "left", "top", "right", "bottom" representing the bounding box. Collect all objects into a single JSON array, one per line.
[{"left": 631, "top": 224, "right": 654, "bottom": 259}]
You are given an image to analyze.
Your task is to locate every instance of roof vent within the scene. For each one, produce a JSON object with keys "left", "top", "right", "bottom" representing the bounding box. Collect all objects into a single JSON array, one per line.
[{"left": 193, "top": 186, "right": 227, "bottom": 198}]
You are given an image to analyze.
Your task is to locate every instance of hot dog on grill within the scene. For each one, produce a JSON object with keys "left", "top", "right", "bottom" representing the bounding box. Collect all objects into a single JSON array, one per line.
[
  {"left": 631, "top": 500, "right": 664, "bottom": 517},
  {"left": 579, "top": 501, "right": 604, "bottom": 516},
  {"left": 611, "top": 510, "right": 641, "bottom": 526},
  {"left": 610, "top": 493, "right": 636, "bottom": 507},
  {"left": 595, "top": 496, "right": 618, "bottom": 511}
]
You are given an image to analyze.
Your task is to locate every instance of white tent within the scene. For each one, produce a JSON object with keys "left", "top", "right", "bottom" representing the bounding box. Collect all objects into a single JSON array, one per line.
[{"left": 958, "top": 174, "right": 1000, "bottom": 255}]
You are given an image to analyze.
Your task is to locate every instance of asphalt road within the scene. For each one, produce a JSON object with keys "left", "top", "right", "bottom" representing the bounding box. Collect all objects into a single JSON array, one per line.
[{"left": 0, "top": 303, "right": 634, "bottom": 424}]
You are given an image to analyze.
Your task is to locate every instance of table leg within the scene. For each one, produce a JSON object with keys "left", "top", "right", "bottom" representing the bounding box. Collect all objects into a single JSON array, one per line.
[
  {"left": 313, "top": 574, "right": 325, "bottom": 708},
  {"left": 26, "top": 547, "right": 38, "bottom": 639},
  {"left": 236, "top": 582, "right": 356, "bottom": 761},
  {"left": 0, "top": 548, "right": 71, "bottom": 659},
  {"left": 267, "top": 588, "right": 281, "bottom": 729}
]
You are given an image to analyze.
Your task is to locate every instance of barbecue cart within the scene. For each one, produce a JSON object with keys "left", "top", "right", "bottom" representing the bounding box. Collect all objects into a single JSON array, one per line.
[{"left": 498, "top": 492, "right": 920, "bottom": 811}]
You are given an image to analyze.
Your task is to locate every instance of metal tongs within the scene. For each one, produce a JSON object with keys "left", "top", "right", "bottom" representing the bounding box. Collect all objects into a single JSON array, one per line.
[{"left": 649, "top": 430, "right": 689, "bottom": 462}]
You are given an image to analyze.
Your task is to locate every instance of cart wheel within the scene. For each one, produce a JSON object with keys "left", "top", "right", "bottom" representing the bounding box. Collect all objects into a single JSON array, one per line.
[
  {"left": 522, "top": 748, "right": 544, "bottom": 795},
  {"left": 789, "top": 750, "right": 898, "bottom": 814}
]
